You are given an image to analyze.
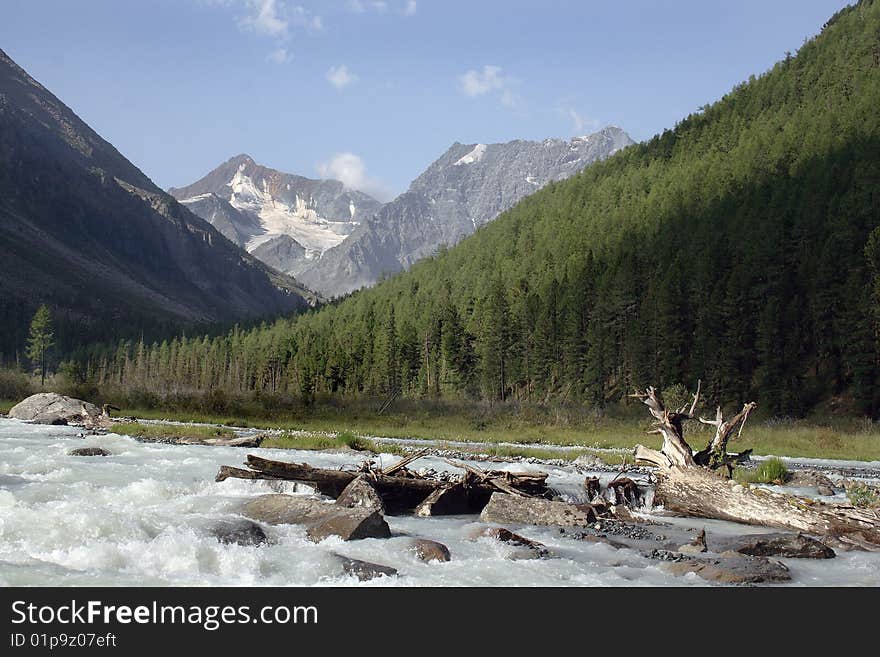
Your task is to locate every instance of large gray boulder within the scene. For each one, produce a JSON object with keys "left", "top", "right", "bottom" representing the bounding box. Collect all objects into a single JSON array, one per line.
[
  {"left": 242, "top": 494, "right": 390, "bottom": 541},
  {"left": 335, "top": 476, "right": 386, "bottom": 513},
  {"left": 480, "top": 492, "right": 598, "bottom": 527},
  {"left": 9, "top": 393, "right": 104, "bottom": 427}
]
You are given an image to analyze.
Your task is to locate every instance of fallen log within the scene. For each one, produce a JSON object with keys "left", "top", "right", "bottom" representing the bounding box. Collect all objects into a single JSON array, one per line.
[
  {"left": 216, "top": 465, "right": 286, "bottom": 482},
  {"left": 442, "top": 458, "right": 550, "bottom": 497},
  {"left": 218, "top": 454, "right": 551, "bottom": 515},
  {"left": 631, "top": 384, "right": 880, "bottom": 548},
  {"left": 382, "top": 448, "right": 430, "bottom": 476},
  {"left": 244, "top": 456, "right": 438, "bottom": 513},
  {"left": 654, "top": 467, "right": 880, "bottom": 548}
]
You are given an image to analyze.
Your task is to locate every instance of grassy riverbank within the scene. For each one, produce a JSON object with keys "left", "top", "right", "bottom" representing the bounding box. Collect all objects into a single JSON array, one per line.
[
  {"left": 4, "top": 389, "right": 877, "bottom": 462},
  {"left": 112, "top": 401, "right": 880, "bottom": 462},
  {"left": 259, "top": 431, "right": 407, "bottom": 455},
  {"left": 109, "top": 422, "right": 236, "bottom": 442}
]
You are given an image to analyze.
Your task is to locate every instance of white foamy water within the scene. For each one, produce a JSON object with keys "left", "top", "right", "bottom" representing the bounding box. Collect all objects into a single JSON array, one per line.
[{"left": 0, "top": 418, "right": 878, "bottom": 587}]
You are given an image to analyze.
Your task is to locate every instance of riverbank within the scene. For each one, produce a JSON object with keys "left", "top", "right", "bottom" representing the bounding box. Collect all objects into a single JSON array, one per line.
[{"left": 110, "top": 403, "right": 880, "bottom": 463}]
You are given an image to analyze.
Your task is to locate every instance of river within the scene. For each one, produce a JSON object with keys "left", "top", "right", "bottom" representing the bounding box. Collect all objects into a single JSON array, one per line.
[{"left": 0, "top": 418, "right": 878, "bottom": 586}]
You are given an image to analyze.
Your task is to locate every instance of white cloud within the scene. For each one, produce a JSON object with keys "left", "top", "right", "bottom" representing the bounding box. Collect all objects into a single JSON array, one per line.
[
  {"left": 318, "top": 153, "right": 390, "bottom": 201},
  {"left": 403, "top": 1, "right": 417, "bottom": 16},
  {"left": 459, "top": 65, "right": 523, "bottom": 110},
  {"left": 326, "top": 65, "right": 357, "bottom": 89},
  {"left": 347, "top": 0, "right": 396, "bottom": 14},
  {"left": 240, "top": 0, "right": 289, "bottom": 38},
  {"left": 566, "top": 108, "right": 600, "bottom": 135},
  {"left": 236, "top": 1, "right": 322, "bottom": 40},
  {"left": 459, "top": 65, "right": 504, "bottom": 97},
  {"left": 267, "top": 47, "right": 293, "bottom": 64}
]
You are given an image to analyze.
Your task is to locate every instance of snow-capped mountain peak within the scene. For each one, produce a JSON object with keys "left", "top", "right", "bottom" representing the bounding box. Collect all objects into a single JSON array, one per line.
[{"left": 169, "top": 155, "right": 383, "bottom": 277}]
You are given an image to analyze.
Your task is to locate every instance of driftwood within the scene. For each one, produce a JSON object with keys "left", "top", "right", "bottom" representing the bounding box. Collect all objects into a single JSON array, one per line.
[
  {"left": 654, "top": 467, "right": 880, "bottom": 549},
  {"left": 632, "top": 384, "right": 880, "bottom": 548},
  {"left": 216, "top": 453, "right": 549, "bottom": 515},
  {"left": 382, "top": 448, "right": 430, "bottom": 476}
]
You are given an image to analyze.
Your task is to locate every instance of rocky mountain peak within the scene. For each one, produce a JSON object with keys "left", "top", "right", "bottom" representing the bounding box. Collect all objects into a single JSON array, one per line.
[
  {"left": 297, "top": 126, "right": 635, "bottom": 298},
  {"left": 170, "top": 155, "right": 383, "bottom": 276}
]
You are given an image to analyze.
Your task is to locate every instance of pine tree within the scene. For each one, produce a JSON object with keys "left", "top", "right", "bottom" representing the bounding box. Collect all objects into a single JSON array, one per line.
[{"left": 27, "top": 305, "right": 55, "bottom": 388}]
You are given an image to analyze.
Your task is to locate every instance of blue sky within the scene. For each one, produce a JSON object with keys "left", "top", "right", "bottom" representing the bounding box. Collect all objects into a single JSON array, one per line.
[{"left": 0, "top": 0, "right": 852, "bottom": 200}]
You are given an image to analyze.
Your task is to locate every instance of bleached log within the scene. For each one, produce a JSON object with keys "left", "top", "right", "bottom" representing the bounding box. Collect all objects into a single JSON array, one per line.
[
  {"left": 631, "top": 382, "right": 880, "bottom": 547},
  {"left": 654, "top": 467, "right": 880, "bottom": 548}
]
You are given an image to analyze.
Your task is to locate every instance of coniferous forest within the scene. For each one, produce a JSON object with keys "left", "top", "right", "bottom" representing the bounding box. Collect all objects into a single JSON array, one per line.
[{"left": 30, "top": 1, "right": 880, "bottom": 418}]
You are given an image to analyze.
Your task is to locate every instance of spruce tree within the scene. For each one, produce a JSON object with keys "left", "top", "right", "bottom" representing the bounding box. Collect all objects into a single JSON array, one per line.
[{"left": 27, "top": 304, "right": 55, "bottom": 388}]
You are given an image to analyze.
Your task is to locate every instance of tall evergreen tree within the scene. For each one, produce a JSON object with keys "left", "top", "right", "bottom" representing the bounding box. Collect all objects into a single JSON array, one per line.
[{"left": 27, "top": 305, "right": 55, "bottom": 388}]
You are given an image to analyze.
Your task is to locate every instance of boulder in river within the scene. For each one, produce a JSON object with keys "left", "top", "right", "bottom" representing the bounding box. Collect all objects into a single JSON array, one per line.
[
  {"left": 480, "top": 492, "right": 598, "bottom": 527},
  {"left": 242, "top": 494, "right": 390, "bottom": 541},
  {"left": 67, "top": 447, "right": 110, "bottom": 457},
  {"left": 210, "top": 519, "right": 269, "bottom": 547},
  {"left": 335, "top": 476, "right": 386, "bottom": 513},
  {"left": 659, "top": 552, "right": 791, "bottom": 584},
  {"left": 710, "top": 532, "right": 835, "bottom": 559},
  {"left": 9, "top": 393, "right": 109, "bottom": 428},
  {"left": 337, "top": 556, "right": 398, "bottom": 581},
  {"left": 480, "top": 527, "right": 551, "bottom": 558},
  {"left": 410, "top": 538, "right": 451, "bottom": 562},
  {"left": 785, "top": 469, "right": 837, "bottom": 491}
]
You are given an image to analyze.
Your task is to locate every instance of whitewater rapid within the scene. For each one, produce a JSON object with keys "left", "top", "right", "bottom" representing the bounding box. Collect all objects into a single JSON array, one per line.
[{"left": 0, "top": 418, "right": 878, "bottom": 587}]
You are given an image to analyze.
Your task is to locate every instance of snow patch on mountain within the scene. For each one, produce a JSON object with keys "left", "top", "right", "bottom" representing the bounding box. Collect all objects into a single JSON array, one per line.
[
  {"left": 223, "top": 167, "right": 352, "bottom": 254},
  {"left": 454, "top": 143, "right": 487, "bottom": 166}
]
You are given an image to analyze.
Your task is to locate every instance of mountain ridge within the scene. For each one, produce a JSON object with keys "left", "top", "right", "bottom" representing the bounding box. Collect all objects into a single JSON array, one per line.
[{"left": 0, "top": 48, "right": 311, "bottom": 357}]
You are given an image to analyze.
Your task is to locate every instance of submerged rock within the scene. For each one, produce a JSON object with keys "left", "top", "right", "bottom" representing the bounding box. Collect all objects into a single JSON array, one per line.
[
  {"left": 67, "top": 447, "right": 110, "bottom": 457},
  {"left": 661, "top": 553, "right": 791, "bottom": 584},
  {"left": 410, "top": 538, "right": 451, "bottom": 563},
  {"left": 480, "top": 492, "right": 598, "bottom": 527},
  {"left": 786, "top": 469, "right": 837, "bottom": 491},
  {"left": 711, "top": 532, "right": 835, "bottom": 559},
  {"left": 9, "top": 393, "right": 109, "bottom": 428},
  {"left": 480, "top": 527, "right": 551, "bottom": 558},
  {"left": 242, "top": 494, "right": 390, "bottom": 541},
  {"left": 336, "top": 476, "right": 386, "bottom": 514},
  {"left": 337, "top": 556, "right": 398, "bottom": 581},
  {"left": 210, "top": 519, "right": 269, "bottom": 547}
]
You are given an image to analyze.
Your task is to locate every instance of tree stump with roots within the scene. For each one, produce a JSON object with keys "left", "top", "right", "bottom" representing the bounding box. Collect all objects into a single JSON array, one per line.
[{"left": 632, "top": 383, "right": 880, "bottom": 551}]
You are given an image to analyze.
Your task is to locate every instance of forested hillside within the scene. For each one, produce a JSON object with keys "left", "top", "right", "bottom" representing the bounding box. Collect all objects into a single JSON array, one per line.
[{"left": 86, "top": 1, "right": 880, "bottom": 417}]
